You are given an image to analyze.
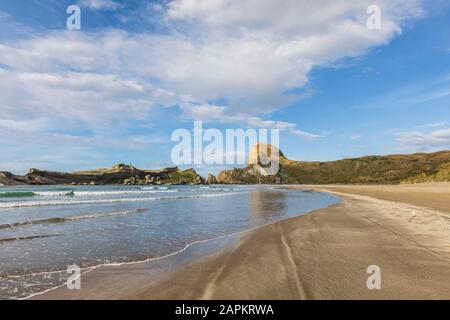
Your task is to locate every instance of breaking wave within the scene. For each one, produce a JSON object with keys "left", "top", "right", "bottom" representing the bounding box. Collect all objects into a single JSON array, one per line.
[
  {"left": 0, "top": 234, "right": 61, "bottom": 244},
  {"left": 0, "top": 189, "right": 185, "bottom": 199},
  {"left": 0, "top": 192, "right": 239, "bottom": 208},
  {"left": 0, "top": 191, "right": 75, "bottom": 198},
  {"left": 0, "top": 209, "right": 147, "bottom": 230}
]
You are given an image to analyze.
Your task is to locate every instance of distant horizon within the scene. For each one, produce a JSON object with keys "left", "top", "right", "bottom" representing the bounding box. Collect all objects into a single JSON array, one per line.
[{"left": 1, "top": 0, "right": 449, "bottom": 175}]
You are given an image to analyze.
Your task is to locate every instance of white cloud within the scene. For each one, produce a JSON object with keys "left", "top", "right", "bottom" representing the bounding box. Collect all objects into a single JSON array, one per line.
[
  {"left": 291, "top": 129, "right": 325, "bottom": 139},
  {"left": 181, "top": 103, "right": 323, "bottom": 138},
  {"left": 0, "top": 68, "right": 179, "bottom": 125},
  {"left": 0, "top": 0, "right": 423, "bottom": 144},
  {"left": 167, "top": 0, "right": 421, "bottom": 35},
  {"left": 350, "top": 134, "right": 362, "bottom": 140},
  {"left": 416, "top": 121, "right": 449, "bottom": 129},
  {"left": 0, "top": 118, "right": 50, "bottom": 131},
  {"left": 396, "top": 128, "right": 450, "bottom": 149},
  {"left": 79, "top": 0, "right": 120, "bottom": 10}
]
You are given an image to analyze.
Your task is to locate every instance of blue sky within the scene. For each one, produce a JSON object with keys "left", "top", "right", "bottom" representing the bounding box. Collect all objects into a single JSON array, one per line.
[{"left": 0, "top": 0, "right": 449, "bottom": 175}]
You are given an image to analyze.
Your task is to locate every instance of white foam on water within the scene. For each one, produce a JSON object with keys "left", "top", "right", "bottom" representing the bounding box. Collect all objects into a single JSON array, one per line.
[
  {"left": 66, "top": 208, "right": 147, "bottom": 221},
  {"left": 20, "top": 195, "right": 342, "bottom": 301},
  {"left": 0, "top": 209, "right": 147, "bottom": 230},
  {"left": 0, "top": 189, "right": 182, "bottom": 199},
  {"left": 71, "top": 189, "right": 178, "bottom": 196},
  {"left": 0, "top": 192, "right": 241, "bottom": 208},
  {"left": 34, "top": 191, "right": 73, "bottom": 196}
]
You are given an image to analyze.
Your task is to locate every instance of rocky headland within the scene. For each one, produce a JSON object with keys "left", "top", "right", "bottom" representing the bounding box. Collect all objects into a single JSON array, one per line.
[
  {"left": 216, "top": 143, "right": 450, "bottom": 184},
  {"left": 0, "top": 164, "right": 205, "bottom": 186}
]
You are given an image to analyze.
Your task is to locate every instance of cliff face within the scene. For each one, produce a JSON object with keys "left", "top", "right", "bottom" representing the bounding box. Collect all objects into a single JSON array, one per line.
[
  {"left": 216, "top": 144, "right": 450, "bottom": 185},
  {"left": 217, "top": 143, "right": 290, "bottom": 184},
  {"left": 216, "top": 165, "right": 289, "bottom": 184},
  {"left": 0, "top": 164, "right": 205, "bottom": 186},
  {"left": 0, "top": 171, "right": 27, "bottom": 186}
]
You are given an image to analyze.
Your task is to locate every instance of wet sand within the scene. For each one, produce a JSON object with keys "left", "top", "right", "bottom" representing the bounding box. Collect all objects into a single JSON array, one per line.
[{"left": 35, "top": 183, "right": 450, "bottom": 300}]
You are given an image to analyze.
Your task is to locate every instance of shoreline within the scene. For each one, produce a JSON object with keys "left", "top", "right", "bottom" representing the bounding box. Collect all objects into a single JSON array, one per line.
[
  {"left": 295, "top": 183, "right": 450, "bottom": 214},
  {"left": 35, "top": 183, "right": 450, "bottom": 300},
  {"left": 28, "top": 188, "right": 340, "bottom": 300}
]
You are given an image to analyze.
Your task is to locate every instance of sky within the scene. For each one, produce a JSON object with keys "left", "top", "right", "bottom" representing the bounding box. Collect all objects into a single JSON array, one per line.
[{"left": 0, "top": 0, "right": 450, "bottom": 175}]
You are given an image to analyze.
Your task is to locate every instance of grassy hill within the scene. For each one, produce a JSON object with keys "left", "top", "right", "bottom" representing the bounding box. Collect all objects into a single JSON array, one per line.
[{"left": 217, "top": 148, "right": 450, "bottom": 184}]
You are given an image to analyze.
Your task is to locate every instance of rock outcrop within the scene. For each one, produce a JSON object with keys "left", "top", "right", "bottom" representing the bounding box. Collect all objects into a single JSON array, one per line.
[
  {"left": 0, "top": 171, "right": 27, "bottom": 186},
  {"left": 217, "top": 143, "right": 289, "bottom": 184},
  {"left": 217, "top": 144, "right": 450, "bottom": 185},
  {"left": 247, "top": 143, "right": 286, "bottom": 166},
  {"left": 206, "top": 174, "right": 217, "bottom": 185},
  {"left": 0, "top": 164, "right": 205, "bottom": 186}
]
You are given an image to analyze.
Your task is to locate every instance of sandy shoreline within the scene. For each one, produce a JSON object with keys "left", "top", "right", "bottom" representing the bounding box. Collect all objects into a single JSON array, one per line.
[{"left": 35, "top": 183, "right": 450, "bottom": 300}]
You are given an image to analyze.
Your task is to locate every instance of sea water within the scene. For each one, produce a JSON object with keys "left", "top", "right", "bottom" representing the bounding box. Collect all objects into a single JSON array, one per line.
[{"left": 0, "top": 184, "right": 340, "bottom": 299}]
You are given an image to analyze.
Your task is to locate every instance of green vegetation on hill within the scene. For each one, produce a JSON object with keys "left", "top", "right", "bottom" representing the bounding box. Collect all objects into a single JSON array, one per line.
[
  {"left": 217, "top": 149, "right": 450, "bottom": 185},
  {"left": 282, "top": 151, "right": 450, "bottom": 184},
  {"left": 401, "top": 162, "right": 450, "bottom": 184}
]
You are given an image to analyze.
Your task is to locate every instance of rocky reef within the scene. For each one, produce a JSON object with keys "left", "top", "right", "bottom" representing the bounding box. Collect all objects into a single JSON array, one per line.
[{"left": 0, "top": 164, "right": 205, "bottom": 186}]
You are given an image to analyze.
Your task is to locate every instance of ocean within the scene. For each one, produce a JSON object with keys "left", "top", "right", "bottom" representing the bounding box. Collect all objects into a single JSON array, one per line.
[{"left": 0, "top": 184, "right": 340, "bottom": 299}]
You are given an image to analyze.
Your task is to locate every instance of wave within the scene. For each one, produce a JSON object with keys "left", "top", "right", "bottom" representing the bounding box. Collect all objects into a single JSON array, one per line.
[
  {"left": 0, "top": 191, "right": 75, "bottom": 198},
  {"left": 141, "top": 186, "right": 169, "bottom": 190},
  {"left": 34, "top": 191, "right": 75, "bottom": 197},
  {"left": 72, "top": 189, "right": 178, "bottom": 196},
  {"left": 0, "top": 192, "right": 36, "bottom": 198},
  {"left": 0, "top": 192, "right": 240, "bottom": 208},
  {"left": 0, "top": 209, "right": 147, "bottom": 230},
  {"left": 0, "top": 234, "right": 61, "bottom": 244},
  {"left": 0, "top": 189, "right": 182, "bottom": 199}
]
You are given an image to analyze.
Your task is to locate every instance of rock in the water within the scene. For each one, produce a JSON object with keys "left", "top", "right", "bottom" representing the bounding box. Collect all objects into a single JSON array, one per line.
[{"left": 206, "top": 174, "right": 217, "bottom": 185}]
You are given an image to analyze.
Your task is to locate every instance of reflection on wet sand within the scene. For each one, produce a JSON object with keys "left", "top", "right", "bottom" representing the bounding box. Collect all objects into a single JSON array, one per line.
[{"left": 250, "top": 189, "right": 286, "bottom": 219}]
